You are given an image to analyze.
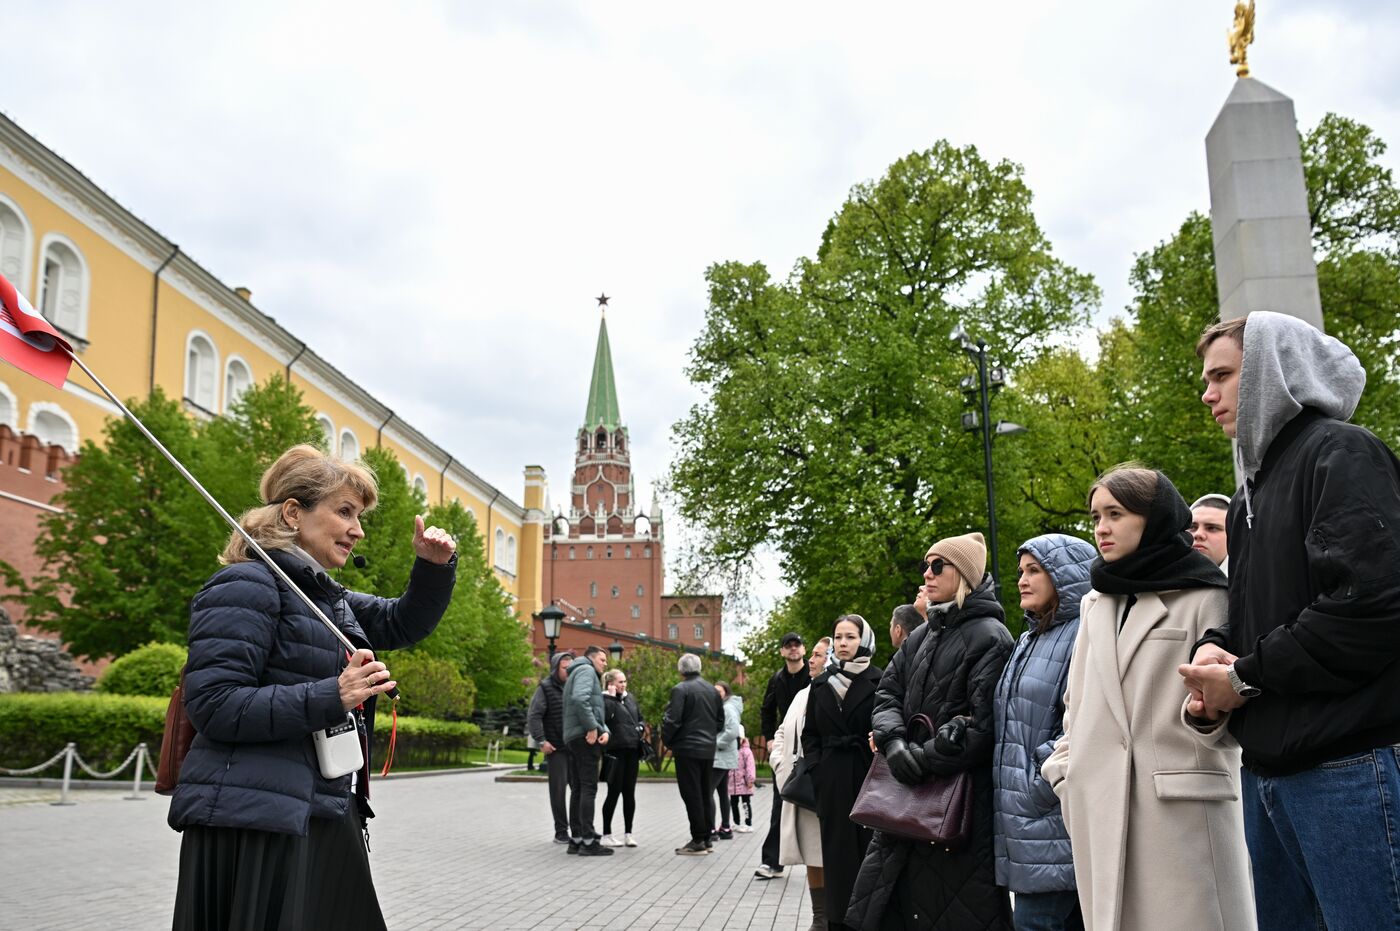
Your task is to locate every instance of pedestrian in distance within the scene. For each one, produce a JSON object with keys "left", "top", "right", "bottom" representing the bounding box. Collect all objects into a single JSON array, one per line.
[
  {"left": 992, "top": 533, "right": 1095, "bottom": 931},
  {"left": 803, "top": 614, "right": 883, "bottom": 931},
  {"left": 710, "top": 680, "right": 743, "bottom": 841},
  {"left": 527, "top": 650, "right": 575, "bottom": 844},
  {"left": 770, "top": 637, "right": 832, "bottom": 931},
  {"left": 599, "top": 668, "right": 644, "bottom": 848},
  {"left": 562, "top": 644, "right": 612, "bottom": 856},
  {"left": 889, "top": 603, "right": 924, "bottom": 653},
  {"left": 847, "top": 532, "right": 1014, "bottom": 931},
  {"left": 169, "top": 444, "right": 458, "bottom": 931},
  {"left": 728, "top": 734, "right": 756, "bottom": 832},
  {"left": 1183, "top": 313, "right": 1400, "bottom": 929},
  {"left": 1042, "top": 466, "right": 1252, "bottom": 931},
  {"left": 756, "top": 631, "right": 810, "bottom": 880},
  {"left": 662, "top": 652, "right": 726, "bottom": 855},
  {"left": 1188, "top": 492, "right": 1232, "bottom": 573}
]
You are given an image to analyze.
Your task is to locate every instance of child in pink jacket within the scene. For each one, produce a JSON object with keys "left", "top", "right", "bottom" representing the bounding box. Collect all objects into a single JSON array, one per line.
[{"left": 728, "top": 734, "right": 757, "bottom": 831}]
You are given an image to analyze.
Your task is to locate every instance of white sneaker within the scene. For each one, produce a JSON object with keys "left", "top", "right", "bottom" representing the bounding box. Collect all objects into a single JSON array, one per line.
[
  {"left": 624, "top": 833, "right": 638, "bottom": 847},
  {"left": 600, "top": 834, "right": 623, "bottom": 847},
  {"left": 735, "top": 824, "right": 752, "bottom": 833}
]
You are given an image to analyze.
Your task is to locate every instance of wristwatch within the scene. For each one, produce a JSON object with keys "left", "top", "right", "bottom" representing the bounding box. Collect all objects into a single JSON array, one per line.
[{"left": 1226, "top": 664, "right": 1261, "bottom": 699}]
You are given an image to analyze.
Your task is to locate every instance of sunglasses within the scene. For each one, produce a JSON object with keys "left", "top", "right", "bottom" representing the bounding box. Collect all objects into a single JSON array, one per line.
[{"left": 919, "top": 557, "right": 949, "bottom": 576}]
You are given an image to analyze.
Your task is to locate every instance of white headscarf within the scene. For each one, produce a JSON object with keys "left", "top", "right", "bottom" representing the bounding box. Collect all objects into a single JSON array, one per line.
[{"left": 828, "top": 614, "right": 876, "bottom": 704}]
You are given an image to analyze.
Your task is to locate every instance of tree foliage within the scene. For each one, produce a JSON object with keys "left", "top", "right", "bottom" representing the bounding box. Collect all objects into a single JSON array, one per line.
[{"left": 622, "top": 643, "right": 742, "bottom": 771}]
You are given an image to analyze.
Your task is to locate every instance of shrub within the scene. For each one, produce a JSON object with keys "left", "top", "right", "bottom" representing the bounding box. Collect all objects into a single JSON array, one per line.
[
  {"left": 0, "top": 692, "right": 168, "bottom": 773},
  {"left": 387, "top": 651, "right": 477, "bottom": 720},
  {"left": 96, "top": 642, "right": 187, "bottom": 697},
  {"left": 375, "top": 710, "right": 481, "bottom": 768}
]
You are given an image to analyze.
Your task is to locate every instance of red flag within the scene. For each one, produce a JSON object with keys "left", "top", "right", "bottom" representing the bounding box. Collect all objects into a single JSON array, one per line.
[{"left": 0, "top": 273, "right": 72, "bottom": 388}]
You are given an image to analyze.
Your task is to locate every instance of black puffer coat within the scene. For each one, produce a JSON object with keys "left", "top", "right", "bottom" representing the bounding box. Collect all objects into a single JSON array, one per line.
[
  {"left": 847, "top": 576, "right": 1014, "bottom": 931},
  {"left": 168, "top": 549, "right": 455, "bottom": 837},
  {"left": 604, "top": 691, "right": 645, "bottom": 751}
]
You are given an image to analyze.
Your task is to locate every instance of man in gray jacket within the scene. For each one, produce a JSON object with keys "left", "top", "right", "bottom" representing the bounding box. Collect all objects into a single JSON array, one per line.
[
  {"left": 526, "top": 651, "right": 574, "bottom": 844},
  {"left": 562, "top": 645, "right": 612, "bottom": 856}
]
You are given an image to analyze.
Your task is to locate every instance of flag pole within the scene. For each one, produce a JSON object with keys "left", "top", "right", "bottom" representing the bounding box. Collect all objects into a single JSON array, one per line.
[{"left": 63, "top": 350, "right": 390, "bottom": 690}]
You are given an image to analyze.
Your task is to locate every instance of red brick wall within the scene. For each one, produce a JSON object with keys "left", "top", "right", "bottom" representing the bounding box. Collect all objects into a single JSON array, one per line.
[{"left": 541, "top": 538, "right": 664, "bottom": 639}]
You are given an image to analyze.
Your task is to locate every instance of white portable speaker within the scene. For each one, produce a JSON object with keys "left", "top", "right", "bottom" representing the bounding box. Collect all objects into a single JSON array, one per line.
[{"left": 313, "top": 712, "right": 364, "bottom": 779}]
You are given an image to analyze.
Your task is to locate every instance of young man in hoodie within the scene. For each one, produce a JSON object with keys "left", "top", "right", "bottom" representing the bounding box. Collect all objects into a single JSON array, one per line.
[
  {"left": 562, "top": 645, "right": 612, "bottom": 856},
  {"left": 1181, "top": 312, "right": 1400, "bottom": 929},
  {"left": 526, "top": 651, "right": 575, "bottom": 845}
]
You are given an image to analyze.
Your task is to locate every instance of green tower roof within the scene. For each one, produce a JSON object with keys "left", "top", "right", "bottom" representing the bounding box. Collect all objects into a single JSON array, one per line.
[{"left": 584, "top": 315, "right": 622, "bottom": 430}]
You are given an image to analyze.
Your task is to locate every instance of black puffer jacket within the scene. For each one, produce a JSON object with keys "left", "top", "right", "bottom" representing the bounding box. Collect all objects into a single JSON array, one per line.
[
  {"left": 847, "top": 576, "right": 1014, "bottom": 931},
  {"left": 661, "top": 672, "right": 724, "bottom": 759},
  {"left": 168, "top": 549, "right": 455, "bottom": 836},
  {"left": 604, "top": 691, "right": 645, "bottom": 751},
  {"left": 527, "top": 652, "right": 572, "bottom": 748}
]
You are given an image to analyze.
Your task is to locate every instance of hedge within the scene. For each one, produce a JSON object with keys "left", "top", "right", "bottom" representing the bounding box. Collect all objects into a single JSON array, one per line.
[
  {"left": 0, "top": 692, "right": 168, "bottom": 772},
  {"left": 376, "top": 711, "right": 482, "bottom": 768},
  {"left": 97, "top": 642, "right": 187, "bottom": 697}
]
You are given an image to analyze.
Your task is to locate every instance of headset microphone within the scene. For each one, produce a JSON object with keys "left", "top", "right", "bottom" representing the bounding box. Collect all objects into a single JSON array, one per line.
[{"left": 352, "top": 554, "right": 368, "bottom": 569}]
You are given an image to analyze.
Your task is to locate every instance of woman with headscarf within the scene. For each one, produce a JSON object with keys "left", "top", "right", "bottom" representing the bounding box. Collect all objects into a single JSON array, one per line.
[
  {"left": 1040, "top": 466, "right": 1253, "bottom": 931},
  {"left": 802, "top": 615, "right": 882, "bottom": 931},
  {"left": 846, "top": 532, "right": 1014, "bottom": 931},
  {"left": 993, "top": 533, "right": 1096, "bottom": 930}
]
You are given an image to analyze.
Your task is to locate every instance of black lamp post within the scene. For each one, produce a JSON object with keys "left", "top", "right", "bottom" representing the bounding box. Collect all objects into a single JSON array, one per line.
[
  {"left": 951, "top": 324, "right": 1027, "bottom": 592},
  {"left": 609, "top": 641, "right": 624, "bottom": 664},
  {"left": 538, "top": 603, "right": 565, "bottom": 658}
]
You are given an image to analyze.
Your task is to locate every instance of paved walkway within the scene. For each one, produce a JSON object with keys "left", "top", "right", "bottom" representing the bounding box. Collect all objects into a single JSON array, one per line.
[{"left": 0, "top": 775, "right": 811, "bottom": 930}]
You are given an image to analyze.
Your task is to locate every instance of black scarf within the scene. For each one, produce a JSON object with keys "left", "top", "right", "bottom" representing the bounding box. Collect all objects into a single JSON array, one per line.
[{"left": 1089, "top": 472, "right": 1228, "bottom": 595}]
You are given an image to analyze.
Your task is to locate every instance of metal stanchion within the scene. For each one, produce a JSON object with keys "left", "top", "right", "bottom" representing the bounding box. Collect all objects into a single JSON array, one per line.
[
  {"left": 125, "top": 744, "right": 149, "bottom": 800},
  {"left": 50, "top": 743, "right": 76, "bottom": 807}
]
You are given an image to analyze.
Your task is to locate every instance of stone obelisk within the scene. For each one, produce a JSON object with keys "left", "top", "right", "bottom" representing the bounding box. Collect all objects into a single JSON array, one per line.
[{"left": 1205, "top": 2, "right": 1324, "bottom": 328}]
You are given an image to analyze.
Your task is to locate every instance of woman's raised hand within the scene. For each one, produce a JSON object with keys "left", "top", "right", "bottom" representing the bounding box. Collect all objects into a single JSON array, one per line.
[
  {"left": 412, "top": 514, "right": 457, "bottom": 565},
  {"left": 339, "top": 648, "right": 397, "bottom": 710}
]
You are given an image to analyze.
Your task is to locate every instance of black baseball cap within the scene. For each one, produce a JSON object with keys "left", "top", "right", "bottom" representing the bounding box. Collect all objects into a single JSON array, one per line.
[{"left": 780, "top": 632, "right": 804, "bottom": 647}]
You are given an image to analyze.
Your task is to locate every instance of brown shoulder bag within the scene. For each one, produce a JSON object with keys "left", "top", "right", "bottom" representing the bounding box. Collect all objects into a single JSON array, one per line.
[
  {"left": 848, "top": 713, "right": 973, "bottom": 849},
  {"left": 154, "top": 667, "right": 196, "bottom": 796}
]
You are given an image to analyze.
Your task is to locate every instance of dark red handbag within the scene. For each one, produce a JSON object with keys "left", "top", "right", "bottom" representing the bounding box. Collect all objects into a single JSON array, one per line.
[
  {"left": 849, "top": 713, "right": 973, "bottom": 849},
  {"left": 154, "top": 667, "right": 196, "bottom": 796}
]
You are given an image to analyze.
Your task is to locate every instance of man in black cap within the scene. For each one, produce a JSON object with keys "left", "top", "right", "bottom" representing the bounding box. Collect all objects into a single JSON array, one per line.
[{"left": 755, "top": 631, "right": 810, "bottom": 879}]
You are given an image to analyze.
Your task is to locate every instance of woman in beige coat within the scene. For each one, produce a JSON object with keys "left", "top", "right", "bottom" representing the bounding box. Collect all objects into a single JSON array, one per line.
[
  {"left": 1042, "top": 466, "right": 1254, "bottom": 931},
  {"left": 771, "top": 637, "right": 829, "bottom": 931}
]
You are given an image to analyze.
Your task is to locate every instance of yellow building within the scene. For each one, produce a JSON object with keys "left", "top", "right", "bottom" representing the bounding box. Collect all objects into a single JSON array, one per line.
[{"left": 0, "top": 112, "right": 546, "bottom": 626}]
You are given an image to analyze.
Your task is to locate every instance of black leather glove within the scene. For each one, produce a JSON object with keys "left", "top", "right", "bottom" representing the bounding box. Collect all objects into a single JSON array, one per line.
[
  {"left": 933, "top": 716, "right": 970, "bottom": 756},
  {"left": 884, "top": 738, "right": 925, "bottom": 785}
]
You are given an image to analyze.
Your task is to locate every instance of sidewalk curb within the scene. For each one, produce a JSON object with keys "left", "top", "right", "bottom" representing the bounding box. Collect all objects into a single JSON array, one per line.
[{"left": 0, "top": 763, "right": 515, "bottom": 791}]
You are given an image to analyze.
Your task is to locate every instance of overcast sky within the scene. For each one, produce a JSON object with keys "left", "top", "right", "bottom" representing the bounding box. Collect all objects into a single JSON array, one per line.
[{"left": 7, "top": 1, "right": 1398, "bottom": 644}]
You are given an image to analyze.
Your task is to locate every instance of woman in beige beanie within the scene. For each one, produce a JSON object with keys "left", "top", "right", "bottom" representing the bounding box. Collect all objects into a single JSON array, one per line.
[{"left": 846, "top": 532, "right": 1014, "bottom": 929}]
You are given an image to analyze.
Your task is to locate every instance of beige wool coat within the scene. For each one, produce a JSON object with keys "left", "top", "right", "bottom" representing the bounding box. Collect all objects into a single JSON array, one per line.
[
  {"left": 1041, "top": 587, "right": 1255, "bottom": 931},
  {"left": 770, "top": 685, "right": 822, "bottom": 867}
]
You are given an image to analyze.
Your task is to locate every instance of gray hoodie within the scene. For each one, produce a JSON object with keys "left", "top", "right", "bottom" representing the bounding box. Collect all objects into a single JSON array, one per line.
[{"left": 1236, "top": 311, "right": 1366, "bottom": 524}]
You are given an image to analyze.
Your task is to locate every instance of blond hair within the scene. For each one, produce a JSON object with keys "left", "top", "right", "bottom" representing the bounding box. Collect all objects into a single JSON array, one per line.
[
  {"left": 220, "top": 444, "right": 379, "bottom": 564},
  {"left": 603, "top": 669, "right": 625, "bottom": 688},
  {"left": 1195, "top": 316, "right": 1247, "bottom": 359}
]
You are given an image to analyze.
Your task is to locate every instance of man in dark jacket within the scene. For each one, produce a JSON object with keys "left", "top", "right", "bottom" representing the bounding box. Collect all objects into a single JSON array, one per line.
[
  {"left": 661, "top": 652, "right": 725, "bottom": 855},
  {"left": 1184, "top": 312, "right": 1400, "bottom": 929},
  {"left": 562, "top": 645, "right": 612, "bottom": 856},
  {"left": 755, "top": 631, "right": 808, "bottom": 878},
  {"left": 526, "top": 651, "right": 574, "bottom": 844}
]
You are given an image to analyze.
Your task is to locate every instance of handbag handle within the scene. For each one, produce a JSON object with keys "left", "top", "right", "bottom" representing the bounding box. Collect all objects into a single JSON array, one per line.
[{"left": 908, "top": 713, "right": 936, "bottom": 738}]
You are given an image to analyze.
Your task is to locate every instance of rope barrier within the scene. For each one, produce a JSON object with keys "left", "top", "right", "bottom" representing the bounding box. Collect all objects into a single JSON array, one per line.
[
  {"left": 72, "top": 743, "right": 143, "bottom": 780},
  {"left": 0, "top": 744, "right": 73, "bottom": 776},
  {"left": 0, "top": 742, "right": 154, "bottom": 804}
]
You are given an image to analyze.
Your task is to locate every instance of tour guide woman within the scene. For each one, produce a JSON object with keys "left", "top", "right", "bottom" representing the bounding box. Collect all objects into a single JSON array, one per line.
[
  {"left": 802, "top": 615, "right": 882, "bottom": 931},
  {"left": 168, "top": 445, "right": 458, "bottom": 930}
]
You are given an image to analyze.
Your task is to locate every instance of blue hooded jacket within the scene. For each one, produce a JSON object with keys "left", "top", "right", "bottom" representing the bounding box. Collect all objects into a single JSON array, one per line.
[{"left": 991, "top": 533, "right": 1095, "bottom": 893}]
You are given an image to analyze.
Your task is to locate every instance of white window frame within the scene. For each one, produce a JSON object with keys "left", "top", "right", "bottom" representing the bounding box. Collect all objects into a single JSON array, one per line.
[
  {"left": 0, "top": 379, "right": 17, "bottom": 431},
  {"left": 339, "top": 429, "right": 359, "bottom": 460},
  {"left": 507, "top": 535, "right": 517, "bottom": 572},
  {"left": 413, "top": 474, "right": 428, "bottom": 499},
  {"left": 35, "top": 232, "right": 90, "bottom": 342},
  {"left": 0, "top": 194, "right": 34, "bottom": 297},
  {"left": 26, "top": 402, "right": 78, "bottom": 453},
  {"left": 495, "top": 528, "right": 506, "bottom": 569},
  {"left": 223, "top": 355, "right": 253, "bottom": 413},
  {"left": 184, "top": 330, "right": 219, "bottom": 414},
  {"left": 315, "top": 414, "right": 335, "bottom": 452}
]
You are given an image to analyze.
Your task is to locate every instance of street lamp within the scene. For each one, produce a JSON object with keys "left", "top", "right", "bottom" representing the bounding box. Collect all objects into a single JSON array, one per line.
[
  {"left": 951, "top": 324, "right": 1028, "bottom": 592},
  {"left": 609, "top": 641, "right": 624, "bottom": 664},
  {"left": 538, "top": 603, "right": 565, "bottom": 658}
]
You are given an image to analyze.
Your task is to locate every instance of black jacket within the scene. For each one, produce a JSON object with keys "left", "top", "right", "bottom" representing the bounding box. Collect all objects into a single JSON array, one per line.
[
  {"left": 661, "top": 672, "right": 725, "bottom": 759},
  {"left": 168, "top": 550, "right": 455, "bottom": 836},
  {"left": 847, "top": 577, "right": 1014, "bottom": 931},
  {"left": 1195, "top": 409, "right": 1400, "bottom": 774},
  {"left": 527, "top": 660, "right": 570, "bottom": 748},
  {"left": 760, "top": 664, "right": 810, "bottom": 740},
  {"left": 604, "top": 691, "right": 645, "bottom": 751}
]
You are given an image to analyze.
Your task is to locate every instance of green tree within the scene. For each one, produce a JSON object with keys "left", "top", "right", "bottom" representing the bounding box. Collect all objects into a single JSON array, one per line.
[
  {"left": 623, "top": 643, "right": 742, "bottom": 771},
  {"left": 200, "top": 375, "right": 326, "bottom": 514},
  {"left": 668, "top": 142, "right": 1098, "bottom": 644}
]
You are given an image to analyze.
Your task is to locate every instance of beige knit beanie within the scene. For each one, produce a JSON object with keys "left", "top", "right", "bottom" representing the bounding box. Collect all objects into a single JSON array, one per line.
[{"left": 928, "top": 532, "right": 987, "bottom": 585}]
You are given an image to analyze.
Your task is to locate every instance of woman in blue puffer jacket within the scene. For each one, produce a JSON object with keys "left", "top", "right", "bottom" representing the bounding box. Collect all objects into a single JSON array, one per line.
[
  {"left": 992, "top": 533, "right": 1096, "bottom": 931},
  {"left": 168, "top": 445, "right": 457, "bottom": 931}
]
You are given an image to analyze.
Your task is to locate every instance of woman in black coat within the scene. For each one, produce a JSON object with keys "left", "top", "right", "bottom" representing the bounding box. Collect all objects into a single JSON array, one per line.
[
  {"left": 600, "top": 667, "right": 646, "bottom": 846},
  {"left": 168, "top": 445, "right": 458, "bottom": 931},
  {"left": 846, "top": 532, "right": 1014, "bottom": 931},
  {"left": 803, "top": 614, "right": 883, "bottom": 931}
]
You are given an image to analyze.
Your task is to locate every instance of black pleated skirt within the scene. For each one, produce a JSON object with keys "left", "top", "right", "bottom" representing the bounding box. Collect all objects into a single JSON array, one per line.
[{"left": 172, "top": 801, "right": 387, "bottom": 931}]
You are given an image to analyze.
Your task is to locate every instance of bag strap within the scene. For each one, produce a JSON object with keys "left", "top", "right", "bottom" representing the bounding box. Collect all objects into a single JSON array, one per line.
[{"left": 909, "top": 713, "right": 937, "bottom": 738}]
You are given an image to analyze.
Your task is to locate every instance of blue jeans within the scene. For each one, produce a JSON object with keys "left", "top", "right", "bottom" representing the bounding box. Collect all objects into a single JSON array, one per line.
[
  {"left": 1013, "top": 890, "right": 1084, "bottom": 931},
  {"left": 1242, "top": 745, "right": 1400, "bottom": 931}
]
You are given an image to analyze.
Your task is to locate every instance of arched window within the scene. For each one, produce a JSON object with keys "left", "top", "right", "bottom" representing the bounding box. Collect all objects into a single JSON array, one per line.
[
  {"left": 668, "top": 604, "right": 684, "bottom": 617},
  {"left": 224, "top": 357, "right": 252, "bottom": 412},
  {"left": 27, "top": 404, "right": 78, "bottom": 453},
  {"left": 590, "top": 582, "right": 598, "bottom": 597},
  {"left": 568, "top": 546, "right": 576, "bottom": 560},
  {"left": 413, "top": 475, "right": 428, "bottom": 499},
  {"left": 587, "top": 607, "right": 597, "bottom": 618},
  {"left": 667, "top": 623, "right": 679, "bottom": 640},
  {"left": 605, "top": 546, "right": 612, "bottom": 559},
  {"left": 624, "top": 546, "right": 631, "bottom": 559},
  {"left": 636, "top": 584, "right": 644, "bottom": 597},
  {"left": 339, "top": 429, "right": 359, "bottom": 460},
  {"left": 643, "top": 546, "right": 652, "bottom": 558},
  {"left": 611, "top": 585, "right": 620, "bottom": 599},
  {"left": 596, "top": 429, "right": 606, "bottom": 450},
  {"left": 316, "top": 415, "right": 335, "bottom": 452},
  {"left": 0, "top": 196, "right": 33, "bottom": 295},
  {"left": 507, "top": 535, "right": 517, "bottom": 572},
  {"left": 616, "top": 435, "right": 625, "bottom": 453},
  {"left": 694, "top": 624, "right": 705, "bottom": 640},
  {"left": 36, "top": 235, "right": 89, "bottom": 340},
  {"left": 630, "top": 605, "right": 640, "bottom": 619},
  {"left": 0, "top": 380, "right": 16, "bottom": 430},
  {"left": 585, "top": 546, "right": 593, "bottom": 559},
  {"left": 579, "top": 435, "right": 588, "bottom": 452},
  {"left": 184, "top": 331, "right": 218, "bottom": 412},
  {"left": 495, "top": 528, "right": 506, "bottom": 568},
  {"left": 694, "top": 603, "right": 709, "bottom": 615}
]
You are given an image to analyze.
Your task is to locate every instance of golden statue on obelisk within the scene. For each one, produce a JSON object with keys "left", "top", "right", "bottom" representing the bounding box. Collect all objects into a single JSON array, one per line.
[{"left": 1228, "top": 0, "right": 1256, "bottom": 78}]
